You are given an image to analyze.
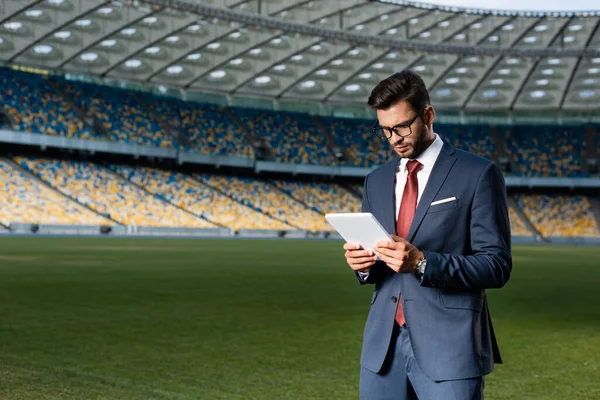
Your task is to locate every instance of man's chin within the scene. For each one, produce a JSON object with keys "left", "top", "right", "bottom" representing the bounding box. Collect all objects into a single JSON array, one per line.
[{"left": 393, "top": 148, "right": 416, "bottom": 159}]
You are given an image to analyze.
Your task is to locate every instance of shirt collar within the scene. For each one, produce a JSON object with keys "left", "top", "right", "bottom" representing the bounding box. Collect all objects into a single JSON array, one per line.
[{"left": 398, "top": 133, "right": 444, "bottom": 173}]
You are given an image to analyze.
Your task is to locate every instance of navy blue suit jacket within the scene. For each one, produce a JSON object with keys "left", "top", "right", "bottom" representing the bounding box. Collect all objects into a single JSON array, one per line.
[{"left": 358, "top": 142, "right": 511, "bottom": 382}]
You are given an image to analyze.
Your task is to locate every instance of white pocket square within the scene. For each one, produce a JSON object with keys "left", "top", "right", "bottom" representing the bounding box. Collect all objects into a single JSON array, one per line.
[{"left": 430, "top": 197, "right": 457, "bottom": 206}]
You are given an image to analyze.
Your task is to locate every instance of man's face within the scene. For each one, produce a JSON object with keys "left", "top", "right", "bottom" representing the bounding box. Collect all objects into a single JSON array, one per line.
[{"left": 375, "top": 101, "right": 434, "bottom": 159}]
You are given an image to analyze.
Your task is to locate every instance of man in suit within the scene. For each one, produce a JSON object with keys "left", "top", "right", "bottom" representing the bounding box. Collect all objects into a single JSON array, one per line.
[{"left": 344, "top": 70, "right": 512, "bottom": 399}]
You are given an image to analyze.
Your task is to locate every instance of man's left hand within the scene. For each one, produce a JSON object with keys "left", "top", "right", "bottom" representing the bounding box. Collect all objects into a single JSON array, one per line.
[{"left": 374, "top": 235, "right": 424, "bottom": 274}]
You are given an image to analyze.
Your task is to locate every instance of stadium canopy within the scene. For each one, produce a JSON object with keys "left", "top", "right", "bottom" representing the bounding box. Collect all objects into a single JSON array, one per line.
[{"left": 1, "top": 0, "right": 600, "bottom": 111}]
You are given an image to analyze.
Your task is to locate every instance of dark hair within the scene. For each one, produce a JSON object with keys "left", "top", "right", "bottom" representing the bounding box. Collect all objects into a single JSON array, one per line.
[{"left": 367, "top": 69, "right": 430, "bottom": 111}]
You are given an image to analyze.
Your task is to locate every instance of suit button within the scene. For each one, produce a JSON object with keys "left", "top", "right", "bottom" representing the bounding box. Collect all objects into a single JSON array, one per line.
[{"left": 391, "top": 296, "right": 398, "bottom": 303}]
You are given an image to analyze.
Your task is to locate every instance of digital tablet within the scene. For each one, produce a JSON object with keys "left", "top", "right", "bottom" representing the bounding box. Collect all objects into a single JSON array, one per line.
[{"left": 325, "top": 212, "right": 394, "bottom": 253}]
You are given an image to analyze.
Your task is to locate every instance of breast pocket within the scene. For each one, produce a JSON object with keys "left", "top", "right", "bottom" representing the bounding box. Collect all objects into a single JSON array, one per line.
[
  {"left": 439, "top": 292, "right": 483, "bottom": 312},
  {"left": 428, "top": 198, "right": 459, "bottom": 213}
]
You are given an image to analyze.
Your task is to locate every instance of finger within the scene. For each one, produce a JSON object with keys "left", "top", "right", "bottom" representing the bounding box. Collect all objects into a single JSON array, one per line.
[
  {"left": 346, "top": 249, "right": 375, "bottom": 258},
  {"left": 349, "top": 261, "right": 376, "bottom": 271},
  {"left": 392, "top": 235, "right": 410, "bottom": 245},
  {"left": 379, "top": 254, "right": 405, "bottom": 272},
  {"left": 343, "top": 243, "right": 362, "bottom": 251},
  {"left": 374, "top": 246, "right": 406, "bottom": 258},
  {"left": 376, "top": 240, "right": 397, "bottom": 249},
  {"left": 348, "top": 256, "right": 377, "bottom": 264}
]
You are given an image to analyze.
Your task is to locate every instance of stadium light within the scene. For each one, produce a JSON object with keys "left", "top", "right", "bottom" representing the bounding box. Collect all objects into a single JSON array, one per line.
[
  {"left": 80, "top": 52, "right": 98, "bottom": 62},
  {"left": 209, "top": 70, "right": 226, "bottom": 79},
  {"left": 124, "top": 59, "right": 142, "bottom": 68},
  {"left": 33, "top": 44, "right": 53, "bottom": 54}
]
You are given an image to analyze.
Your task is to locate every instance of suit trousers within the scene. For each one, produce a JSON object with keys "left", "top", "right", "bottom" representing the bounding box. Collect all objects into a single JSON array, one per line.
[{"left": 360, "top": 324, "right": 484, "bottom": 400}]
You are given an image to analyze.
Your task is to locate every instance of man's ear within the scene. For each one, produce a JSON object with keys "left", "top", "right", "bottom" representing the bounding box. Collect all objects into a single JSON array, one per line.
[{"left": 423, "top": 105, "right": 436, "bottom": 128}]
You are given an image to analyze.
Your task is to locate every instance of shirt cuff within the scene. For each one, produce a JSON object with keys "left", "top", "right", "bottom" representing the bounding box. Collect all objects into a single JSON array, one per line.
[{"left": 357, "top": 271, "right": 370, "bottom": 280}]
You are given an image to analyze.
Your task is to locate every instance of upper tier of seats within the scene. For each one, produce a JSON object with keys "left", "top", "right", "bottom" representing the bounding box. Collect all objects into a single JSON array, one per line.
[
  {"left": 56, "top": 79, "right": 174, "bottom": 148},
  {"left": 147, "top": 97, "right": 253, "bottom": 158},
  {"left": 0, "top": 68, "right": 97, "bottom": 139},
  {"left": 505, "top": 125, "right": 588, "bottom": 178},
  {"left": 437, "top": 124, "right": 495, "bottom": 161},
  {"left": 320, "top": 116, "right": 392, "bottom": 168},
  {"left": 0, "top": 69, "right": 596, "bottom": 177},
  {"left": 234, "top": 108, "right": 332, "bottom": 165}
]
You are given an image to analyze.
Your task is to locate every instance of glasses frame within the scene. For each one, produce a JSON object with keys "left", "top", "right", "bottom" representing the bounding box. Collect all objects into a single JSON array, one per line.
[{"left": 372, "top": 106, "right": 428, "bottom": 140}]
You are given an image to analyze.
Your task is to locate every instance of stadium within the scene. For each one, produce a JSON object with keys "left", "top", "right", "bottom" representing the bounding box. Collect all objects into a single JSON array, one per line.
[{"left": 0, "top": 0, "right": 599, "bottom": 398}]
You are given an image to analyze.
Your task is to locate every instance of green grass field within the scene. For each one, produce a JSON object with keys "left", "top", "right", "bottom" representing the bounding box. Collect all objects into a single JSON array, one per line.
[{"left": 0, "top": 237, "right": 598, "bottom": 400}]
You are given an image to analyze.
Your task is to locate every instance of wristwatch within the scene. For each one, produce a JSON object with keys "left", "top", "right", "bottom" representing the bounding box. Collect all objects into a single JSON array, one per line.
[{"left": 416, "top": 252, "right": 427, "bottom": 279}]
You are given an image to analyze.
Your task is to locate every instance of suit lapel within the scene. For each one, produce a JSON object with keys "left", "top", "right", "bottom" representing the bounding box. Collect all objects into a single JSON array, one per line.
[
  {"left": 380, "top": 157, "right": 400, "bottom": 235},
  {"left": 407, "top": 142, "right": 457, "bottom": 242}
]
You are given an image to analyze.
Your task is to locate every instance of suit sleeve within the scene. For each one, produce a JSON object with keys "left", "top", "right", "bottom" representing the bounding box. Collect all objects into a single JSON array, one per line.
[
  {"left": 355, "top": 174, "right": 389, "bottom": 286},
  {"left": 420, "top": 163, "right": 512, "bottom": 290}
]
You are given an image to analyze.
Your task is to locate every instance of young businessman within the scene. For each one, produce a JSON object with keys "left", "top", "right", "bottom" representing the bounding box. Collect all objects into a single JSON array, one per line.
[{"left": 344, "top": 70, "right": 512, "bottom": 400}]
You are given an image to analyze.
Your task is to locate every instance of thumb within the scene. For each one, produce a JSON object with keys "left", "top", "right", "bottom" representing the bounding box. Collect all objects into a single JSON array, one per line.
[{"left": 390, "top": 234, "right": 407, "bottom": 243}]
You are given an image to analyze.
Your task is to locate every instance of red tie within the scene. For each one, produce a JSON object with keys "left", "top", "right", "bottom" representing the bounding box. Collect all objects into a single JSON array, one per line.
[{"left": 395, "top": 160, "right": 422, "bottom": 327}]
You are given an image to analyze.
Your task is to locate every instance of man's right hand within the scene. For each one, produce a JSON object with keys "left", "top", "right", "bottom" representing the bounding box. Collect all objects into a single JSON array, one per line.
[{"left": 343, "top": 243, "right": 378, "bottom": 273}]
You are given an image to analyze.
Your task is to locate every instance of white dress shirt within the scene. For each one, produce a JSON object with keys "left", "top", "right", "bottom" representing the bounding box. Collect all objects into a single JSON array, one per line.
[
  {"left": 394, "top": 133, "right": 444, "bottom": 216},
  {"left": 358, "top": 133, "right": 444, "bottom": 279}
]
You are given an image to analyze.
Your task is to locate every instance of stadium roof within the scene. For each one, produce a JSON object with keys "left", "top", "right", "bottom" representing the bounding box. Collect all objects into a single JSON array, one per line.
[{"left": 1, "top": 0, "right": 600, "bottom": 111}]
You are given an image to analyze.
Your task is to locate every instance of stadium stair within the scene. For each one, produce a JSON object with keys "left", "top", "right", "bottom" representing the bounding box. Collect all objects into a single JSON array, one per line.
[
  {"left": 342, "top": 183, "right": 362, "bottom": 200},
  {"left": 311, "top": 115, "right": 350, "bottom": 165},
  {"left": 193, "top": 176, "right": 303, "bottom": 230},
  {"left": 508, "top": 196, "right": 544, "bottom": 240},
  {"left": 131, "top": 92, "right": 190, "bottom": 148},
  {"left": 224, "top": 107, "right": 274, "bottom": 161},
  {"left": 102, "top": 164, "right": 226, "bottom": 228},
  {"left": 588, "top": 197, "right": 600, "bottom": 233},
  {"left": 5, "top": 157, "right": 122, "bottom": 225},
  {"left": 489, "top": 126, "right": 507, "bottom": 165},
  {"left": 45, "top": 78, "right": 108, "bottom": 139},
  {"left": 0, "top": 107, "right": 16, "bottom": 130},
  {"left": 274, "top": 183, "right": 325, "bottom": 215}
]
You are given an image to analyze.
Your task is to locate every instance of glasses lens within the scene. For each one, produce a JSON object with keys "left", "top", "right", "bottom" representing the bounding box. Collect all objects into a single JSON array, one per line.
[
  {"left": 394, "top": 126, "right": 412, "bottom": 137},
  {"left": 373, "top": 128, "right": 389, "bottom": 139}
]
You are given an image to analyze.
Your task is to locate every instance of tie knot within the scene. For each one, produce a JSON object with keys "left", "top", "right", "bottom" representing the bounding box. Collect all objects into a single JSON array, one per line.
[{"left": 406, "top": 160, "right": 422, "bottom": 175}]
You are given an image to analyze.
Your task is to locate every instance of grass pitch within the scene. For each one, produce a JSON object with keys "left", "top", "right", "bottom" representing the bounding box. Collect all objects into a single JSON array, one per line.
[{"left": 0, "top": 237, "right": 598, "bottom": 399}]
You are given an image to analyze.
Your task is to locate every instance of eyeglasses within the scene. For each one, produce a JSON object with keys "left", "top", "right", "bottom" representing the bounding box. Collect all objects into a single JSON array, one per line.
[{"left": 372, "top": 106, "right": 427, "bottom": 140}]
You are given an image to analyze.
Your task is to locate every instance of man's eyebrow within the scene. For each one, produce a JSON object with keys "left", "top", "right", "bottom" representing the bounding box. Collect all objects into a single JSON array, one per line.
[{"left": 378, "top": 118, "right": 412, "bottom": 129}]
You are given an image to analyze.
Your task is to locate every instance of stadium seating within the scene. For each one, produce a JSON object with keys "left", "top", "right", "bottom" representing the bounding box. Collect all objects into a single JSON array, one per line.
[
  {"left": 15, "top": 157, "right": 214, "bottom": 228},
  {"left": 197, "top": 174, "right": 331, "bottom": 231},
  {"left": 147, "top": 97, "right": 253, "bottom": 158},
  {"left": 506, "top": 126, "right": 588, "bottom": 177},
  {"left": 109, "top": 164, "right": 290, "bottom": 231},
  {"left": 273, "top": 180, "right": 360, "bottom": 214},
  {"left": 320, "top": 115, "right": 393, "bottom": 168},
  {"left": 234, "top": 108, "right": 332, "bottom": 165},
  {"left": 517, "top": 194, "right": 599, "bottom": 237},
  {"left": 437, "top": 124, "right": 495, "bottom": 160},
  {"left": 55, "top": 79, "right": 174, "bottom": 148},
  {"left": 508, "top": 205, "right": 533, "bottom": 237},
  {"left": 0, "top": 67, "right": 97, "bottom": 139},
  {"left": 0, "top": 159, "right": 110, "bottom": 226}
]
